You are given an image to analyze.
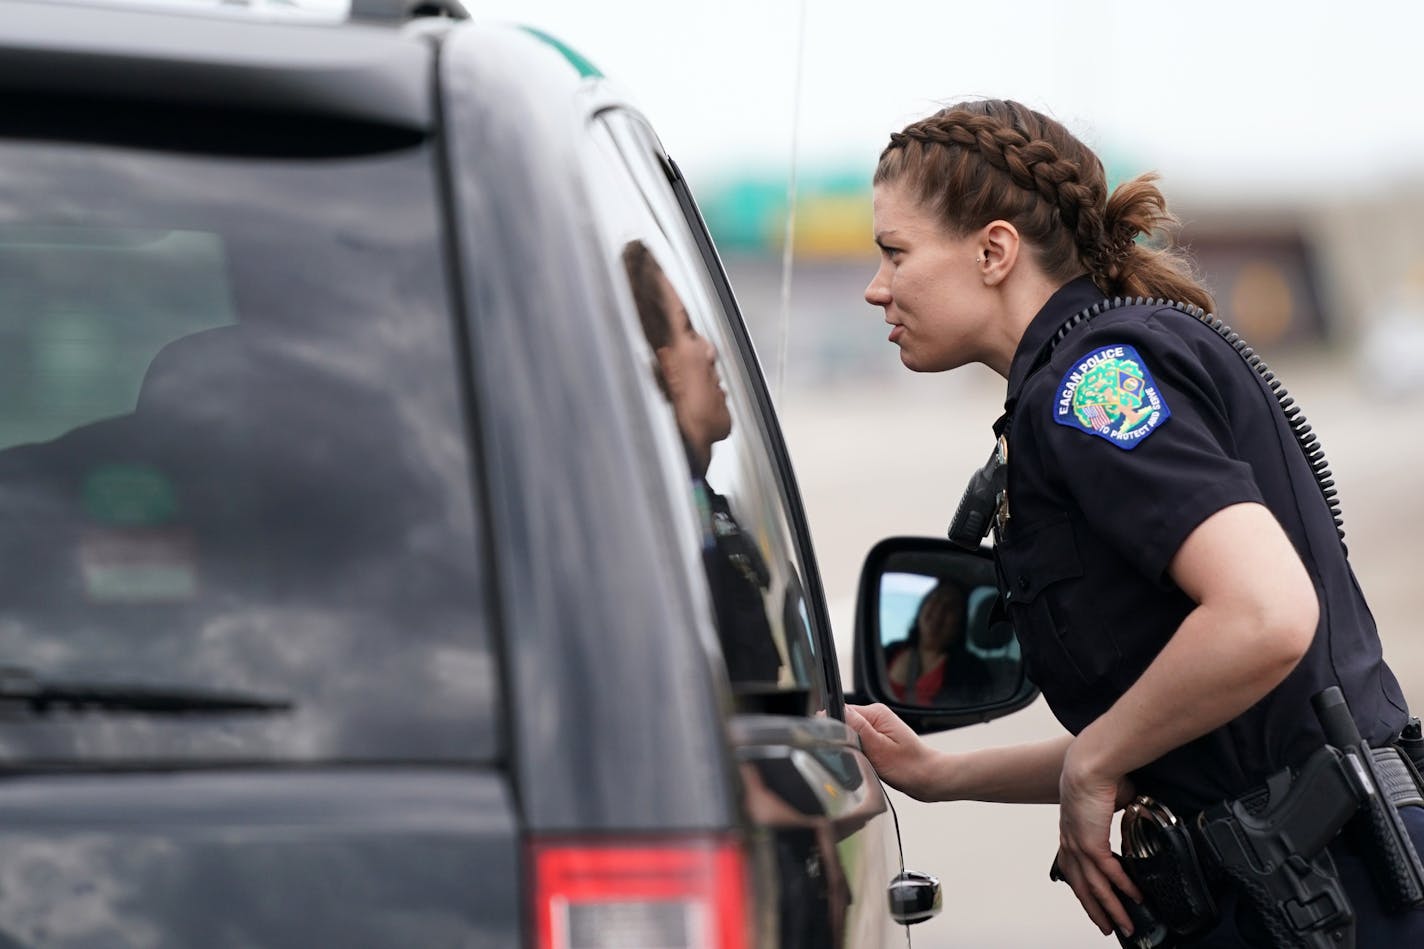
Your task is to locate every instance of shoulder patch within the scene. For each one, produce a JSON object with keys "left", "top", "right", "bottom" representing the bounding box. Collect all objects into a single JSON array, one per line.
[{"left": 1052, "top": 344, "right": 1170, "bottom": 450}]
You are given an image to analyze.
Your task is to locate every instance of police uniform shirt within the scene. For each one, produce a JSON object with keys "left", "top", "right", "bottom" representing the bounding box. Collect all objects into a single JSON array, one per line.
[
  {"left": 995, "top": 275, "right": 1409, "bottom": 814},
  {"left": 694, "top": 477, "right": 783, "bottom": 685}
]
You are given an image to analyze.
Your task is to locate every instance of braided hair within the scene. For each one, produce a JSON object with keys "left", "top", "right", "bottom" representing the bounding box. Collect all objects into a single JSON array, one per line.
[{"left": 876, "top": 100, "right": 1214, "bottom": 313}]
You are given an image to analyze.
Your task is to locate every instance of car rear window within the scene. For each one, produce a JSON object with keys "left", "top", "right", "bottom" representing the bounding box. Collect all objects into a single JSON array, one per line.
[{"left": 0, "top": 137, "right": 495, "bottom": 765}]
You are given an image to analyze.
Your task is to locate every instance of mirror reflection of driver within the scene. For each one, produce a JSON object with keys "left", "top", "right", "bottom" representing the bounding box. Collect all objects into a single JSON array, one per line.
[
  {"left": 621, "top": 240, "right": 781, "bottom": 684},
  {"left": 886, "top": 580, "right": 994, "bottom": 705}
]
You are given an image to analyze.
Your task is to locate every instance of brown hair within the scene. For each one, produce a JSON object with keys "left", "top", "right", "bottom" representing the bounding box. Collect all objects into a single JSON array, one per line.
[
  {"left": 621, "top": 239, "right": 673, "bottom": 351},
  {"left": 875, "top": 99, "right": 1214, "bottom": 313}
]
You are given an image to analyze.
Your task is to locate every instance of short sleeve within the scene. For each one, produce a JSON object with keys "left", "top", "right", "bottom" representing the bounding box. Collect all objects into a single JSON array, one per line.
[{"left": 1030, "top": 314, "right": 1266, "bottom": 582}]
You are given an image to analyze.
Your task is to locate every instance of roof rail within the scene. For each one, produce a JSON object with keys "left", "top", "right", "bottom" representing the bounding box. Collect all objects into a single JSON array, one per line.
[{"left": 349, "top": 0, "right": 467, "bottom": 23}]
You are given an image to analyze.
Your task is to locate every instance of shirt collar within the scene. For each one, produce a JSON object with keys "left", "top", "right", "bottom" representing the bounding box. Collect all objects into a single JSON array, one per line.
[{"left": 1004, "top": 275, "right": 1106, "bottom": 403}]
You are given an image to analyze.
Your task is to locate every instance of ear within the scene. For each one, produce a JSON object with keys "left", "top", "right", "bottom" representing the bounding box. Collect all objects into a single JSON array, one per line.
[
  {"left": 647, "top": 353, "right": 671, "bottom": 399},
  {"left": 977, "top": 220, "right": 1020, "bottom": 287}
]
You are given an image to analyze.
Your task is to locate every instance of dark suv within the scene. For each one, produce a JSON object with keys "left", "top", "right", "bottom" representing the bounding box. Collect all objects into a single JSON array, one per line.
[{"left": 0, "top": 2, "right": 1034, "bottom": 946}]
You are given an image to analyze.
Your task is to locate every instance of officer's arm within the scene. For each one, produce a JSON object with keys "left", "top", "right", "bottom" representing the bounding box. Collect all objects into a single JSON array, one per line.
[
  {"left": 1066, "top": 500, "right": 1317, "bottom": 783},
  {"left": 1053, "top": 500, "right": 1316, "bottom": 936},
  {"left": 847, "top": 703, "right": 1073, "bottom": 803}
]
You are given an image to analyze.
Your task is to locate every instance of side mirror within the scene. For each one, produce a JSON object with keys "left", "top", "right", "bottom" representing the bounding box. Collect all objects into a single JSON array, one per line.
[
  {"left": 887, "top": 870, "right": 941, "bottom": 926},
  {"left": 852, "top": 536, "right": 1037, "bottom": 734}
]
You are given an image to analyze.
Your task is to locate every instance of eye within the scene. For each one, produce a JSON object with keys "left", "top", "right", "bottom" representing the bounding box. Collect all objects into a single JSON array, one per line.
[{"left": 880, "top": 245, "right": 903, "bottom": 261}]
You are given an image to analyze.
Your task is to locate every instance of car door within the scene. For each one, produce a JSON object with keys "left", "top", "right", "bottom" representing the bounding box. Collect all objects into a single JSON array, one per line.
[{"left": 586, "top": 105, "right": 913, "bottom": 949}]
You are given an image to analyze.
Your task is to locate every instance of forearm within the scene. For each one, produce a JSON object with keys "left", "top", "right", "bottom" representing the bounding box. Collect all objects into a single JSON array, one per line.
[
  {"left": 924, "top": 734, "right": 1072, "bottom": 804},
  {"left": 1071, "top": 503, "right": 1316, "bottom": 784},
  {"left": 1072, "top": 602, "right": 1305, "bottom": 781}
]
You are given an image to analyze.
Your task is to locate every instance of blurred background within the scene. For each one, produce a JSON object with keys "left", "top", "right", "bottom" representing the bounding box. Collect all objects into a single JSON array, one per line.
[{"left": 481, "top": 2, "right": 1424, "bottom": 945}]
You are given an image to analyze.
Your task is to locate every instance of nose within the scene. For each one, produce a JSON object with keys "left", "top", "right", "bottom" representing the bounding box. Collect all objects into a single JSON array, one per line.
[
  {"left": 703, "top": 336, "right": 723, "bottom": 370},
  {"left": 865, "top": 263, "right": 891, "bottom": 308}
]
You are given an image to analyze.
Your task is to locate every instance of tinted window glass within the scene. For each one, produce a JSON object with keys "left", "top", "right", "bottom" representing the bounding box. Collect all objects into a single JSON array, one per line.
[
  {"left": 0, "top": 139, "right": 492, "bottom": 764},
  {"left": 593, "top": 113, "right": 829, "bottom": 713}
]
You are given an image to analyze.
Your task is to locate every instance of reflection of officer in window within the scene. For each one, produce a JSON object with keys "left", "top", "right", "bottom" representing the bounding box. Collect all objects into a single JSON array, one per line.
[{"left": 621, "top": 241, "right": 781, "bottom": 684}]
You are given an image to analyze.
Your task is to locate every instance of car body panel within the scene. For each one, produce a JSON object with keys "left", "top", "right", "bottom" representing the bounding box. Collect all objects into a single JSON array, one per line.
[
  {"left": 0, "top": 0, "right": 431, "bottom": 136},
  {"left": 730, "top": 715, "right": 908, "bottom": 949},
  {"left": 440, "top": 22, "right": 738, "bottom": 832},
  {"left": 0, "top": 769, "right": 519, "bottom": 947}
]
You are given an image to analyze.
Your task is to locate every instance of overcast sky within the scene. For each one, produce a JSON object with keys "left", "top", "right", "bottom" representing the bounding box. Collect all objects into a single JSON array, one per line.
[{"left": 474, "top": 0, "right": 1424, "bottom": 201}]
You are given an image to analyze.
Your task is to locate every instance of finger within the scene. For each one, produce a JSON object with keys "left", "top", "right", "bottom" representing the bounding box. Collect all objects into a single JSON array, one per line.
[
  {"left": 1056, "top": 852, "right": 1114, "bottom": 936},
  {"left": 1086, "top": 863, "right": 1134, "bottom": 935},
  {"left": 1073, "top": 854, "right": 1136, "bottom": 936},
  {"left": 854, "top": 702, "right": 896, "bottom": 728},
  {"left": 1095, "top": 850, "right": 1142, "bottom": 904},
  {"left": 845, "top": 709, "right": 892, "bottom": 759},
  {"left": 845, "top": 707, "right": 878, "bottom": 746},
  {"left": 847, "top": 704, "right": 904, "bottom": 747}
]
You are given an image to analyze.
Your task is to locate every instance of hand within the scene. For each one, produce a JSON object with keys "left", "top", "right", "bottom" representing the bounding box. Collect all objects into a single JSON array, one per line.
[
  {"left": 845, "top": 703, "right": 940, "bottom": 800},
  {"left": 1055, "top": 738, "right": 1143, "bottom": 937}
]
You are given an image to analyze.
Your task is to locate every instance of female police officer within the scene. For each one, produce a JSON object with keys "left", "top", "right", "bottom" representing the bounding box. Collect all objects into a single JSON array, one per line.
[{"left": 846, "top": 99, "right": 1423, "bottom": 946}]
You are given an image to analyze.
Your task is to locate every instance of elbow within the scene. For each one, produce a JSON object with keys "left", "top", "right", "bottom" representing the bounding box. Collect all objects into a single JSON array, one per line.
[{"left": 1257, "top": 586, "right": 1318, "bottom": 677}]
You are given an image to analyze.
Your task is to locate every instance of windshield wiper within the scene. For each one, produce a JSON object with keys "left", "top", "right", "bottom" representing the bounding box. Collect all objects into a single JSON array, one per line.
[{"left": 0, "top": 668, "right": 293, "bottom": 715}]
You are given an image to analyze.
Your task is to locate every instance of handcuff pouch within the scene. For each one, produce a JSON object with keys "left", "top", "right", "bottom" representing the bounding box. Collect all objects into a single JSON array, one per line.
[{"left": 1119, "top": 799, "right": 1218, "bottom": 939}]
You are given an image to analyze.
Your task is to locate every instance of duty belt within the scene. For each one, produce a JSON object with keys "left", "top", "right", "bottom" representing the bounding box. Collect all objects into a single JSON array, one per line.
[{"left": 1054, "top": 690, "right": 1424, "bottom": 949}]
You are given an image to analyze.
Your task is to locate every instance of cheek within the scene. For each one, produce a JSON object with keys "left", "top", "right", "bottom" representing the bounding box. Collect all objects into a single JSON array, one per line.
[
  {"left": 894, "top": 262, "right": 936, "bottom": 307},
  {"left": 907, "top": 266, "right": 972, "bottom": 326},
  {"left": 674, "top": 343, "right": 701, "bottom": 378}
]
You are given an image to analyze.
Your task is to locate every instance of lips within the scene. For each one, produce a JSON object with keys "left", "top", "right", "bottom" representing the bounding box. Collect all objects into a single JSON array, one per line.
[{"left": 888, "top": 325, "right": 905, "bottom": 344}]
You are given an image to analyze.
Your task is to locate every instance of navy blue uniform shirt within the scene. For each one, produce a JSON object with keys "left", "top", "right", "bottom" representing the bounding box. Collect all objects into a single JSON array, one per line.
[{"left": 994, "top": 276, "right": 1409, "bottom": 814}]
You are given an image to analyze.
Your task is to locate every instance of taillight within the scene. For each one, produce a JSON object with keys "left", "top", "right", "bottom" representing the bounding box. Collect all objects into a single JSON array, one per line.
[{"left": 529, "top": 836, "right": 749, "bottom": 949}]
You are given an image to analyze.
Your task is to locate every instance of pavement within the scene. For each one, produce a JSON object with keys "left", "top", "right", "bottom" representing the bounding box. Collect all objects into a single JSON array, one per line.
[{"left": 778, "top": 351, "right": 1424, "bottom": 948}]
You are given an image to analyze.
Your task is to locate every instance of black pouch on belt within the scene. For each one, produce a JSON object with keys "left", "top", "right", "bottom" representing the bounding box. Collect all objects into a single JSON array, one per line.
[
  {"left": 1313, "top": 688, "right": 1424, "bottom": 911},
  {"left": 1396, "top": 717, "right": 1424, "bottom": 775},
  {"left": 1352, "top": 743, "right": 1424, "bottom": 909},
  {"left": 1120, "top": 797, "right": 1218, "bottom": 940}
]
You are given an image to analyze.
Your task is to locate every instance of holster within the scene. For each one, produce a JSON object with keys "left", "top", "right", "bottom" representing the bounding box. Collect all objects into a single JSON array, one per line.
[
  {"left": 1180, "top": 690, "right": 1424, "bottom": 949},
  {"left": 1196, "top": 745, "right": 1361, "bottom": 949}
]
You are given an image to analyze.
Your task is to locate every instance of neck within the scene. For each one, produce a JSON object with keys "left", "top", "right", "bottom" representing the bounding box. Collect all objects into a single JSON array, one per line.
[
  {"left": 983, "top": 270, "right": 1078, "bottom": 378},
  {"left": 683, "top": 439, "right": 710, "bottom": 478}
]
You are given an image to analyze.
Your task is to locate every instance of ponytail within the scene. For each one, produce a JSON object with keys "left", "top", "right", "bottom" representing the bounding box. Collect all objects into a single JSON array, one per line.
[{"left": 1093, "top": 173, "right": 1215, "bottom": 313}]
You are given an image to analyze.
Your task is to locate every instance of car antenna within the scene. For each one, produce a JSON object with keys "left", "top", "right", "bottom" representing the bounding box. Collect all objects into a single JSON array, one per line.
[{"left": 774, "top": 0, "right": 808, "bottom": 406}]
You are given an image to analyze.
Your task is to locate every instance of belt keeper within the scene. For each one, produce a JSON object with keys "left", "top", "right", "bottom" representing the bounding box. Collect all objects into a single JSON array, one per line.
[{"left": 1373, "top": 746, "right": 1424, "bottom": 809}]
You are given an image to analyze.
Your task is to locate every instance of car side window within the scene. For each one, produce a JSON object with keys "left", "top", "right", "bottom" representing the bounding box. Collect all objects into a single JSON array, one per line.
[{"left": 588, "top": 110, "right": 830, "bottom": 714}]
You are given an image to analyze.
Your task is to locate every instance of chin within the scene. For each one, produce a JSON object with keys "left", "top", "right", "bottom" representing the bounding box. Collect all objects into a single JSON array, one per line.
[
  {"left": 901, "top": 346, "right": 966, "bottom": 374},
  {"left": 898, "top": 349, "right": 937, "bottom": 373}
]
